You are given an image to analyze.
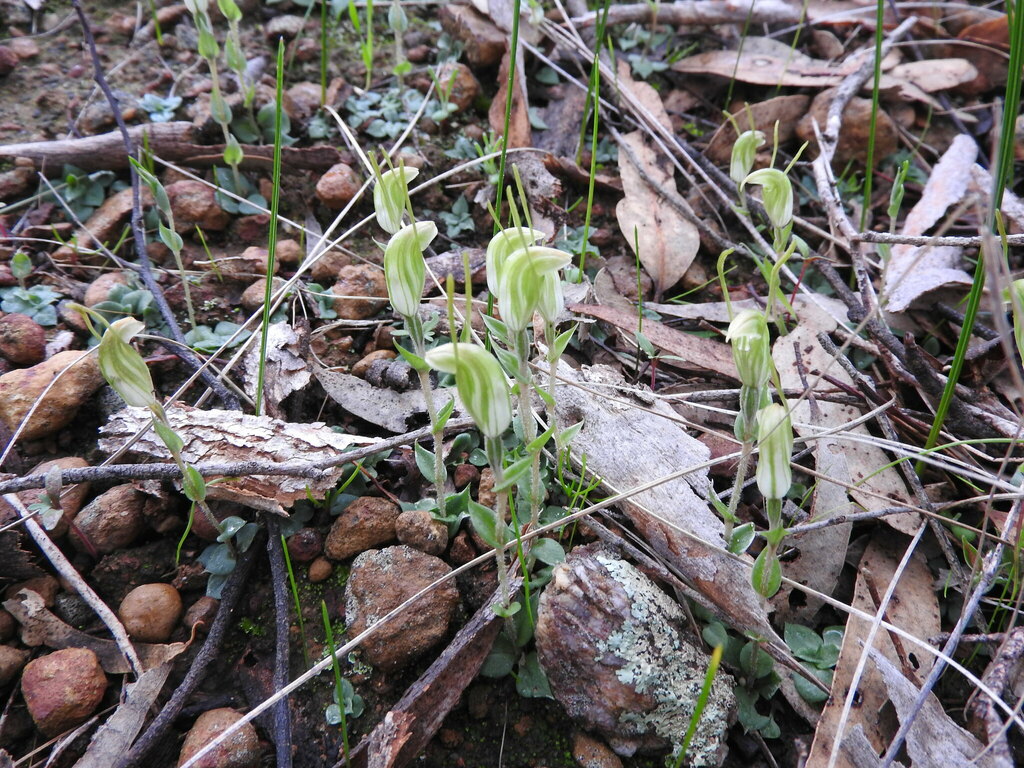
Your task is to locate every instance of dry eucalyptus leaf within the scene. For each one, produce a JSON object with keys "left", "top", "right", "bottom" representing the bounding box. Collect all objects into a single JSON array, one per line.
[
  {"left": 3, "top": 590, "right": 187, "bottom": 675},
  {"left": 545, "top": 361, "right": 782, "bottom": 648},
  {"left": 74, "top": 663, "right": 173, "bottom": 768},
  {"left": 807, "top": 535, "right": 940, "bottom": 768},
  {"left": 99, "top": 404, "right": 376, "bottom": 513},
  {"left": 864, "top": 647, "right": 1006, "bottom": 768},
  {"left": 772, "top": 309, "right": 918, "bottom": 535},
  {"left": 887, "top": 58, "right": 979, "bottom": 92},
  {"left": 883, "top": 134, "right": 977, "bottom": 312},
  {"left": 615, "top": 60, "right": 673, "bottom": 132},
  {"left": 615, "top": 131, "right": 700, "bottom": 299}
]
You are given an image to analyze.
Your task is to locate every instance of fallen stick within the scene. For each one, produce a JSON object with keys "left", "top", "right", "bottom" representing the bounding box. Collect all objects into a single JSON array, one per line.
[{"left": 0, "top": 122, "right": 346, "bottom": 172}]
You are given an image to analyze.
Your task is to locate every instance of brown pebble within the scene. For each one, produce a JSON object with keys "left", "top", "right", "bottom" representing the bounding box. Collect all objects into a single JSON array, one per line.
[
  {"left": 21, "top": 648, "right": 107, "bottom": 737},
  {"left": 5, "top": 575, "right": 59, "bottom": 607},
  {"left": 0, "top": 313, "right": 46, "bottom": 366},
  {"left": 177, "top": 707, "right": 260, "bottom": 768},
  {"left": 453, "top": 463, "right": 479, "bottom": 490},
  {"left": 572, "top": 731, "right": 623, "bottom": 768},
  {"left": 330, "top": 264, "right": 388, "bottom": 320},
  {"left": 0, "top": 644, "right": 29, "bottom": 687},
  {"left": 184, "top": 596, "right": 220, "bottom": 633},
  {"left": 118, "top": 583, "right": 183, "bottom": 643},
  {"left": 351, "top": 349, "right": 397, "bottom": 378},
  {"left": 0, "top": 608, "right": 16, "bottom": 641},
  {"left": 308, "top": 556, "right": 333, "bottom": 583},
  {"left": 285, "top": 528, "right": 322, "bottom": 563},
  {"left": 316, "top": 163, "right": 362, "bottom": 210},
  {"left": 395, "top": 508, "right": 448, "bottom": 556}
]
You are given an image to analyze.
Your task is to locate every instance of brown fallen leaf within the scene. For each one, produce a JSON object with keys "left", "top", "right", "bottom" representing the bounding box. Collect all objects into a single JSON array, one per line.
[
  {"left": 545, "top": 361, "right": 785, "bottom": 652},
  {"left": 883, "top": 134, "right": 976, "bottom": 313},
  {"left": 489, "top": 48, "right": 531, "bottom": 148},
  {"left": 861, "top": 648, "right": 1005, "bottom": 767},
  {"left": 807, "top": 535, "right": 940, "bottom": 768},
  {"left": 614, "top": 131, "right": 700, "bottom": 299},
  {"left": 570, "top": 302, "right": 737, "bottom": 380},
  {"left": 99, "top": 404, "right": 377, "bottom": 513},
  {"left": 4, "top": 590, "right": 187, "bottom": 675},
  {"left": 73, "top": 663, "right": 174, "bottom": 768},
  {"left": 772, "top": 308, "right": 918, "bottom": 535}
]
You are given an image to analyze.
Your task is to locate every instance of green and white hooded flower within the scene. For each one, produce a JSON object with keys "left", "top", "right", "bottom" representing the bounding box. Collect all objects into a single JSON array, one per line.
[
  {"left": 426, "top": 343, "right": 511, "bottom": 439},
  {"left": 725, "top": 309, "right": 772, "bottom": 389},
  {"left": 98, "top": 318, "right": 157, "bottom": 409},
  {"left": 730, "top": 130, "right": 765, "bottom": 186},
  {"left": 383, "top": 220, "right": 437, "bottom": 318},
  {"left": 373, "top": 166, "right": 419, "bottom": 235},
  {"left": 485, "top": 226, "right": 547, "bottom": 296},
  {"left": 755, "top": 404, "right": 794, "bottom": 501},
  {"left": 497, "top": 246, "right": 572, "bottom": 333},
  {"left": 741, "top": 168, "right": 793, "bottom": 231}
]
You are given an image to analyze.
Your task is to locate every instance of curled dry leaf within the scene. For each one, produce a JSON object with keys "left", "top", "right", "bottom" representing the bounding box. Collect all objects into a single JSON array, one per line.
[
  {"left": 857, "top": 648, "right": 1005, "bottom": 768},
  {"left": 3, "top": 589, "right": 187, "bottom": 675},
  {"left": 614, "top": 131, "right": 700, "bottom": 299},
  {"left": 883, "top": 134, "right": 977, "bottom": 313},
  {"left": 544, "top": 360, "right": 782, "bottom": 648},
  {"left": 771, "top": 307, "right": 917, "bottom": 535},
  {"left": 242, "top": 322, "right": 311, "bottom": 419},
  {"left": 807, "top": 535, "right": 940, "bottom": 768},
  {"left": 99, "top": 404, "right": 377, "bottom": 513}
]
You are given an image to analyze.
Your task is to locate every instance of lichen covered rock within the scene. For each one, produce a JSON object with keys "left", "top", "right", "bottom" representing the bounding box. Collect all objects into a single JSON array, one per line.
[{"left": 536, "top": 545, "right": 735, "bottom": 765}]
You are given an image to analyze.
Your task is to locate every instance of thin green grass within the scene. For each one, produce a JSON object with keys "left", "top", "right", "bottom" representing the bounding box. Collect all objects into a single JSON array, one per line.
[
  {"left": 254, "top": 39, "right": 286, "bottom": 416},
  {"left": 321, "top": 601, "right": 351, "bottom": 767},
  {"left": 281, "top": 534, "right": 311, "bottom": 670},
  {"left": 920, "top": 0, "right": 1024, "bottom": 471},
  {"left": 491, "top": 0, "right": 523, "bottom": 234}
]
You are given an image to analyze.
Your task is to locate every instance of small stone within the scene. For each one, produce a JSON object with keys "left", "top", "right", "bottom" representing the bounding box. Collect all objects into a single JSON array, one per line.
[
  {"left": 285, "top": 82, "right": 323, "bottom": 122},
  {"left": 166, "top": 180, "right": 231, "bottom": 233},
  {"left": 84, "top": 271, "right": 129, "bottom": 306},
  {"left": 265, "top": 14, "right": 305, "bottom": 41},
  {"left": 71, "top": 484, "right": 147, "bottom": 555},
  {"left": 572, "top": 732, "right": 623, "bottom": 768},
  {"left": 324, "top": 496, "right": 400, "bottom": 561},
  {"left": 406, "top": 44, "right": 430, "bottom": 64},
  {"left": 0, "top": 46, "right": 18, "bottom": 76},
  {"left": 18, "top": 457, "right": 91, "bottom": 539},
  {"left": 351, "top": 349, "right": 397, "bottom": 378},
  {"left": 396, "top": 508, "right": 448, "bottom": 556},
  {"left": 0, "top": 351, "right": 104, "bottom": 441},
  {"left": 184, "top": 596, "right": 219, "bottom": 633},
  {"left": 438, "top": 5, "right": 505, "bottom": 68},
  {"left": 240, "top": 276, "right": 288, "bottom": 313},
  {"left": 21, "top": 648, "right": 108, "bottom": 737},
  {"left": 118, "top": 583, "right": 183, "bottom": 643},
  {"left": 453, "top": 463, "right": 479, "bottom": 490},
  {"left": 54, "top": 593, "right": 93, "bottom": 629},
  {"left": 448, "top": 530, "right": 477, "bottom": 566},
  {"left": 285, "top": 527, "right": 322, "bottom": 564},
  {"left": 275, "top": 238, "right": 303, "bottom": 265},
  {"left": 316, "top": 163, "right": 362, "bottom": 210},
  {"left": 330, "top": 264, "right": 388, "bottom": 320},
  {"left": 477, "top": 468, "right": 496, "bottom": 509},
  {"left": 210, "top": 246, "right": 281, "bottom": 282},
  {"left": 177, "top": 708, "right": 261, "bottom": 768},
  {"left": 344, "top": 545, "right": 460, "bottom": 671},
  {"left": 309, "top": 249, "right": 351, "bottom": 282},
  {"left": 0, "top": 609, "right": 16, "bottom": 641},
  {"left": 307, "top": 556, "right": 332, "bottom": 583},
  {"left": 0, "top": 644, "right": 29, "bottom": 687},
  {"left": 9, "top": 37, "right": 40, "bottom": 59},
  {"left": 0, "top": 313, "right": 46, "bottom": 366},
  {"left": 0, "top": 167, "right": 34, "bottom": 201},
  {"left": 431, "top": 62, "right": 480, "bottom": 113}
]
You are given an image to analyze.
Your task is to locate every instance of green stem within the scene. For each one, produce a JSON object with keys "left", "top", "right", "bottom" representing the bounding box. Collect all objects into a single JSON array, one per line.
[
  {"left": 485, "top": 436, "right": 512, "bottom": 607},
  {"left": 724, "top": 443, "right": 752, "bottom": 542},
  {"left": 410, "top": 314, "right": 447, "bottom": 501},
  {"left": 514, "top": 330, "right": 541, "bottom": 529}
]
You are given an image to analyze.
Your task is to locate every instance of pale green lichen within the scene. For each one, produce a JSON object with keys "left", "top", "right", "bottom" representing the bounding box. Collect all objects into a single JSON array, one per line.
[{"left": 594, "top": 554, "right": 735, "bottom": 768}]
